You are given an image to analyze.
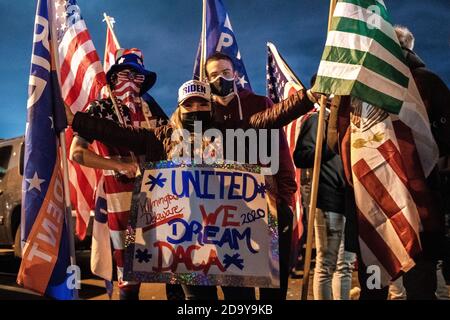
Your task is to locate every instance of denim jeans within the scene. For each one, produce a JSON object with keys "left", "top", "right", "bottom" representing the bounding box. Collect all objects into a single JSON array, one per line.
[{"left": 313, "top": 210, "right": 356, "bottom": 300}]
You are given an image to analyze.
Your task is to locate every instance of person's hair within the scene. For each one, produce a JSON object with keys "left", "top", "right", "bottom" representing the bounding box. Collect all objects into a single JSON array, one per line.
[
  {"left": 167, "top": 104, "right": 214, "bottom": 160},
  {"left": 394, "top": 25, "right": 415, "bottom": 50},
  {"left": 170, "top": 106, "right": 183, "bottom": 130},
  {"left": 205, "top": 52, "right": 235, "bottom": 76}
]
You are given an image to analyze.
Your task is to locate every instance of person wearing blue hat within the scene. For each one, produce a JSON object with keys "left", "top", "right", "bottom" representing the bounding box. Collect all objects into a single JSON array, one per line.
[{"left": 69, "top": 48, "right": 168, "bottom": 300}]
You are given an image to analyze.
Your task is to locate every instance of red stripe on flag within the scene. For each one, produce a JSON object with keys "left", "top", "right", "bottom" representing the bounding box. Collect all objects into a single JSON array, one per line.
[
  {"left": 357, "top": 207, "right": 403, "bottom": 278},
  {"left": 104, "top": 176, "right": 135, "bottom": 193},
  {"left": 72, "top": 162, "right": 95, "bottom": 206},
  {"left": 108, "top": 211, "right": 130, "bottom": 231},
  {"left": 353, "top": 159, "right": 421, "bottom": 257},
  {"left": 64, "top": 51, "right": 102, "bottom": 107},
  {"left": 377, "top": 139, "right": 408, "bottom": 186},
  {"left": 60, "top": 30, "right": 91, "bottom": 84},
  {"left": 114, "top": 249, "right": 125, "bottom": 268},
  {"left": 86, "top": 77, "right": 104, "bottom": 111},
  {"left": 392, "top": 121, "right": 442, "bottom": 233}
]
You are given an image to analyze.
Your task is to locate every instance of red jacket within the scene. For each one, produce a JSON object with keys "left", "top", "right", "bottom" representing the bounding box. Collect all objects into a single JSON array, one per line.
[{"left": 213, "top": 89, "right": 299, "bottom": 206}]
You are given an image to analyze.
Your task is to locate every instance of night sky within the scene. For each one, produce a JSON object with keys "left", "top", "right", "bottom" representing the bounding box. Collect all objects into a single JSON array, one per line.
[{"left": 0, "top": 0, "right": 448, "bottom": 138}]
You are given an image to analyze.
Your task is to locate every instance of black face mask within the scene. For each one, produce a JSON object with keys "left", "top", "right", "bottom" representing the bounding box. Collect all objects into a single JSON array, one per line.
[
  {"left": 180, "top": 111, "right": 212, "bottom": 133},
  {"left": 210, "top": 76, "right": 235, "bottom": 97}
]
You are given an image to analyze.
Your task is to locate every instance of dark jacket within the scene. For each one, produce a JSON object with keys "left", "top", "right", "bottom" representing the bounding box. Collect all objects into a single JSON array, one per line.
[
  {"left": 403, "top": 48, "right": 450, "bottom": 157},
  {"left": 213, "top": 89, "right": 313, "bottom": 206},
  {"left": 293, "top": 113, "right": 346, "bottom": 214},
  {"left": 73, "top": 89, "right": 313, "bottom": 165}
]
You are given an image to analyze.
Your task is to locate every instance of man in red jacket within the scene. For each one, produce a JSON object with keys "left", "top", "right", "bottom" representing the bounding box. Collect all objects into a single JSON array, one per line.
[{"left": 204, "top": 52, "right": 303, "bottom": 300}]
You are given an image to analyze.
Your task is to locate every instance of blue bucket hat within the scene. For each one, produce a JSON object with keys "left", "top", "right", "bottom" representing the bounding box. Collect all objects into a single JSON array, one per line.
[{"left": 106, "top": 48, "right": 157, "bottom": 96}]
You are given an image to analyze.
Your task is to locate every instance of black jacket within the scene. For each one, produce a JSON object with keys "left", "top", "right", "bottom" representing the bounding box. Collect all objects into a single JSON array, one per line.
[
  {"left": 293, "top": 113, "right": 346, "bottom": 214},
  {"left": 403, "top": 48, "right": 450, "bottom": 157}
]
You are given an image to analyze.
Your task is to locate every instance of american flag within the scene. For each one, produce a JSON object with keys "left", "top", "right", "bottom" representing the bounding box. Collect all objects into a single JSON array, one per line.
[
  {"left": 103, "top": 17, "right": 119, "bottom": 74},
  {"left": 266, "top": 42, "right": 312, "bottom": 265},
  {"left": 100, "top": 16, "right": 119, "bottom": 98},
  {"left": 53, "top": 0, "right": 107, "bottom": 240}
]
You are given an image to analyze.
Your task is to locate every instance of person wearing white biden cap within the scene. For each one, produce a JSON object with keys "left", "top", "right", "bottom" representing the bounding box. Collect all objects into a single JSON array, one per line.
[
  {"left": 66, "top": 78, "right": 316, "bottom": 300},
  {"left": 172, "top": 80, "right": 213, "bottom": 132}
]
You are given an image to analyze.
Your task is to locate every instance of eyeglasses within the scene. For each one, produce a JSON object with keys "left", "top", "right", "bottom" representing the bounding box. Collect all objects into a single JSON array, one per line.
[{"left": 116, "top": 70, "right": 145, "bottom": 83}]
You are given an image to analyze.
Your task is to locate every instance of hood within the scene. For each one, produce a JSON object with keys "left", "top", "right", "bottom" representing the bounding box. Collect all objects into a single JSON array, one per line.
[{"left": 402, "top": 48, "right": 426, "bottom": 70}]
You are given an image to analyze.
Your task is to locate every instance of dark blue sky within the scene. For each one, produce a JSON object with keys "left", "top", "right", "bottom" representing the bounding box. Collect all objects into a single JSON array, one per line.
[{"left": 0, "top": 0, "right": 448, "bottom": 138}]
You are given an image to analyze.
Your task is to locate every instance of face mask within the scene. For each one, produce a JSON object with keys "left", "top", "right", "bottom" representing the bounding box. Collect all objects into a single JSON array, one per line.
[
  {"left": 180, "top": 111, "right": 212, "bottom": 133},
  {"left": 113, "top": 70, "right": 144, "bottom": 113},
  {"left": 209, "top": 75, "right": 235, "bottom": 97}
]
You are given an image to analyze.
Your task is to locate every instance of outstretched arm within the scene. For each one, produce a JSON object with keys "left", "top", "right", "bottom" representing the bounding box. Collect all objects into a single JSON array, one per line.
[
  {"left": 66, "top": 106, "right": 162, "bottom": 156},
  {"left": 248, "top": 89, "right": 315, "bottom": 129}
]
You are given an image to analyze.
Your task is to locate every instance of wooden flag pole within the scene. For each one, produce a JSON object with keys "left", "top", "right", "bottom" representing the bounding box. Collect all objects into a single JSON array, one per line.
[
  {"left": 103, "top": 13, "right": 151, "bottom": 129},
  {"left": 199, "top": 0, "right": 207, "bottom": 82},
  {"left": 300, "top": 95, "right": 327, "bottom": 300},
  {"left": 102, "top": 13, "right": 142, "bottom": 174},
  {"left": 301, "top": 0, "right": 337, "bottom": 300}
]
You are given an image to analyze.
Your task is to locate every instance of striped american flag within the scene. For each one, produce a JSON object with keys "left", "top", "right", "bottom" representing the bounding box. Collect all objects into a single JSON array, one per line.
[
  {"left": 100, "top": 19, "right": 119, "bottom": 98},
  {"left": 53, "top": 0, "right": 106, "bottom": 239},
  {"left": 103, "top": 21, "right": 118, "bottom": 74},
  {"left": 313, "top": 0, "right": 439, "bottom": 284},
  {"left": 266, "top": 42, "right": 310, "bottom": 264}
]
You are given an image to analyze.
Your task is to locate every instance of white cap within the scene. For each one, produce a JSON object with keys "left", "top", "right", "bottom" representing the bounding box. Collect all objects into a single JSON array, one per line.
[{"left": 178, "top": 80, "right": 211, "bottom": 104}]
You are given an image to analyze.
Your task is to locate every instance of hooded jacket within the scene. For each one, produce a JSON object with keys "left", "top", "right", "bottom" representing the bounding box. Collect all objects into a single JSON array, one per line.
[{"left": 212, "top": 89, "right": 314, "bottom": 206}]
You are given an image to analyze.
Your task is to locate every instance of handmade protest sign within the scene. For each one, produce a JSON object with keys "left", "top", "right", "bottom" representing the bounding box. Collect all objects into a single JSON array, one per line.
[{"left": 124, "top": 161, "right": 279, "bottom": 288}]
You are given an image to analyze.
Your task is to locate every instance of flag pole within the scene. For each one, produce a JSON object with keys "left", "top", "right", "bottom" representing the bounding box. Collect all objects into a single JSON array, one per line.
[
  {"left": 48, "top": 3, "right": 79, "bottom": 300},
  {"left": 103, "top": 13, "right": 121, "bottom": 48},
  {"left": 102, "top": 13, "right": 140, "bottom": 170},
  {"left": 199, "top": 0, "right": 207, "bottom": 82},
  {"left": 301, "top": 0, "right": 337, "bottom": 300},
  {"left": 102, "top": 13, "right": 125, "bottom": 126},
  {"left": 103, "top": 13, "right": 152, "bottom": 129}
]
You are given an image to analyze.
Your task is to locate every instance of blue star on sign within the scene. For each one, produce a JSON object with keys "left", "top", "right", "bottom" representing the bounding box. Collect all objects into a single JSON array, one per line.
[
  {"left": 135, "top": 248, "right": 152, "bottom": 263},
  {"left": 145, "top": 172, "right": 167, "bottom": 191},
  {"left": 256, "top": 183, "right": 267, "bottom": 198},
  {"left": 223, "top": 253, "right": 244, "bottom": 270}
]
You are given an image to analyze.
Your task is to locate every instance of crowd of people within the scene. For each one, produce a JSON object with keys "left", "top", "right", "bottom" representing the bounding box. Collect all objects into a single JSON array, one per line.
[{"left": 64, "top": 26, "right": 449, "bottom": 300}]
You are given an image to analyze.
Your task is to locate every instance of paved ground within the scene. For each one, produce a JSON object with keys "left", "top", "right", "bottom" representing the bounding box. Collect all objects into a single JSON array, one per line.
[
  {"left": 0, "top": 250, "right": 447, "bottom": 300},
  {"left": 0, "top": 249, "right": 314, "bottom": 300}
]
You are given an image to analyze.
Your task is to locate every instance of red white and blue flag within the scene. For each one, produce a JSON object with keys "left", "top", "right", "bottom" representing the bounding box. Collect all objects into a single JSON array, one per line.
[
  {"left": 193, "top": 0, "right": 251, "bottom": 90},
  {"left": 53, "top": 0, "right": 106, "bottom": 241},
  {"left": 17, "top": 0, "right": 73, "bottom": 299},
  {"left": 266, "top": 42, "right": 310, "bottom": 265}
]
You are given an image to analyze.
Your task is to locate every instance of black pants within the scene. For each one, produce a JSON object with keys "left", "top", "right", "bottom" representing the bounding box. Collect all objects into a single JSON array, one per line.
[
  {"left": 357, "top": 248, "right": 439, "bottom": 300},
  {"left": 166, "top": 284, "right": 185, "bottom": 300},
  {"left": 259, "top": 202, "right": 293, "bottom": 300},
  {"left": 403, "top": 257, "right": 437, "bottom": 300}
]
